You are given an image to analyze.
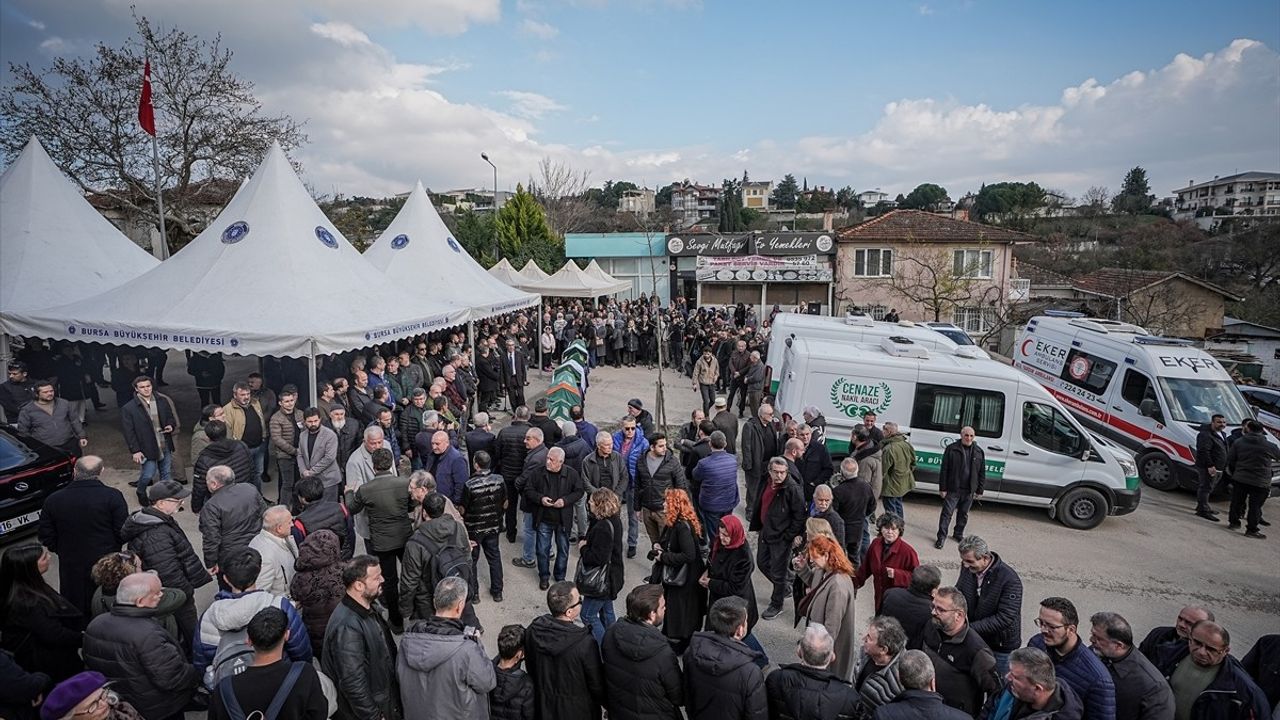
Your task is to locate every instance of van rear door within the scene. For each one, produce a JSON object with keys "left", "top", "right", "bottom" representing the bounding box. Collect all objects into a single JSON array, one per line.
[{"left": 1000, "top": 397, "right": 1090, "bottom": 505}]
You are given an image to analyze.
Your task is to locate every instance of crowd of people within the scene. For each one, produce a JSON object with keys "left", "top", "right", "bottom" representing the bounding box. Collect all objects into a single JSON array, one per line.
[{"left": 0, "top": 300, "right": 1277, "bottom": 720}]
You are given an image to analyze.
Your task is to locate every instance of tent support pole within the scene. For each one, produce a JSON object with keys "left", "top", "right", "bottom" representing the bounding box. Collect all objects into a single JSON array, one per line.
[
  {"left": 537, "top": 309, "right": 544, "bottom": 374},
  {"left": 307, "top": 340, "right": 318, "bottom": 408},
  {"left": 467, "top": 319, "right": 475, "bottom": 413}
]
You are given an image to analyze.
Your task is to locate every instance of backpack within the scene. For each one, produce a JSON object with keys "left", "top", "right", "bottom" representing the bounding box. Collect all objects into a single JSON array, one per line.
[
  {"left": 204, "top": 627, "right": 256, "bottom": 690},
  {"left": 216, "top": 660, "right": 305, "bottom": 720},
  {"left": 430, "top": 542, "right": 474, "bottom": 589}
]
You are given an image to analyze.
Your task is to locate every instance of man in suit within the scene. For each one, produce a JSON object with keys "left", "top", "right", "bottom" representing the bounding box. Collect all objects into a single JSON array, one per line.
[
  {"left": 298, "top": 407, "right": 342, "bottom": 505},
  {"left": 120, "top": 375, "right": 177, "bottom": 506},
  {"left": 39, "top": 455, "right": 128, "bottom": 616},
  {"left": 501, "top": 337, "right": 527, "bottom": 410}
]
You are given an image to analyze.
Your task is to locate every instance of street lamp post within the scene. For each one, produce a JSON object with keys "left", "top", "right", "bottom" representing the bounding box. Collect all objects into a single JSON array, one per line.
[{"left": 480, "top": 152, "right": 498, "bottom": 261}]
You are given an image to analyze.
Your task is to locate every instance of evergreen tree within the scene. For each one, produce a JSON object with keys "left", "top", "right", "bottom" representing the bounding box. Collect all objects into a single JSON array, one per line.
[
  {"left": 771, "top": 174, "right": 799, "bottom": 209},
  {"left": 719, "top": 178, "right": 744, "bottom": 232},
  {"left": 900, "top": 183, "right": 951, "bottom": 211},
  {"left": 1111, "top": 166, "right": 1155, "bottom": 215},
  {"left": 495, "top": 183, "right": 565, "bottom": 270}
]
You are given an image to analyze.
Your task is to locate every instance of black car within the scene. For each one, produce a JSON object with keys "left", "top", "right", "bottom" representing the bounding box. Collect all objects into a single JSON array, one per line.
[{"left": 0, "top": 427, "right": 76, "bottom": 542}]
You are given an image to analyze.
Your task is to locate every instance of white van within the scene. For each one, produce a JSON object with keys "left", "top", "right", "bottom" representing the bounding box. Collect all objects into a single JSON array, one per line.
[
  {"left": 775, "top": 335, "right": 1141, "bottom": 529},
  {"left": 766, "top": 312, "right": 988, "bottom": 396},
  {"left": 1012, "top": 313, "right": 1277, "bottom": 492}
]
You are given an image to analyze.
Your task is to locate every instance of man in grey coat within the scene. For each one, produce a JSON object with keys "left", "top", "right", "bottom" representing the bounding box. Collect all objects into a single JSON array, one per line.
[
  {"left": 297, "top": 407, "right": 342, "bottom": 504},
  {"left": 575, "top": 432, "right": 627, "bottom": 538},
  {"left": 397, "top": 576, "right": 495, "bottom": 720},
  {"left": 17, "top": 380, "right": 87, "bottom": 456},
  {"left": 198, "top": 464, "right": 268, "bottom": 584}
]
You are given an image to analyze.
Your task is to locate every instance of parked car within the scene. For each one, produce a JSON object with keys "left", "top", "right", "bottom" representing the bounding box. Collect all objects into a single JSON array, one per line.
[
  {"left": 925, "top": 321, "right": 979, "bottom": 346},
  {"left": 0, "top": 428, "right": 76, "bottom": 543},
  {"left": 1238, "top": 385, "right": 1280, "bottom": 442}
]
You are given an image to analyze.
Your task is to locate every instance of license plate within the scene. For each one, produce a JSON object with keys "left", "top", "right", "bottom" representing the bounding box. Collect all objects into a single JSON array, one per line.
[{"left": 0, "top": 510, "right": 40, "bottom": 535}]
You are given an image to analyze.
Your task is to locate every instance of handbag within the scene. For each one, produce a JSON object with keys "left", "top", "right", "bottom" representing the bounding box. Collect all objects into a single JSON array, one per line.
[
  {"left": 661, "top": 562, "right": 689, "bottom": 588},
  {"left": 574, "top": 520, "right": 614, "bottom": 597}
]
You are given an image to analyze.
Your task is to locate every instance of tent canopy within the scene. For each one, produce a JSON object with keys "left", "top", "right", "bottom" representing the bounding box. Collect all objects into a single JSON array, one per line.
[
  {"left": 583, "top": 259, "right": 627, "bottom": 287},
  {"left": 1, "top": 137, "right": 158, "bottom": 316},
  {"left": 519, "top": 260, "right": 550, "bottom": 282},
  {"left": 365, "top": 182, "right": 538, "bottom": 319},
  {"left": 522, "top": 260, "right": 632, "bottom": 298},
  {"left": 2, "top": 142, "right": 468, "bottom": 357},
  {"left": 487, "top": 258, "right": 529, "bottom": 288}
]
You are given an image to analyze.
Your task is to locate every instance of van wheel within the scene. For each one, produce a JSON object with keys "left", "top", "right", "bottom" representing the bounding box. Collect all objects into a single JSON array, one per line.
[
  {"left": 1058, "top": 487, "right": 1109, "bottom": 530},
  {"left": 1138, "top": 451, "right": 1178, "bottom": 491}
]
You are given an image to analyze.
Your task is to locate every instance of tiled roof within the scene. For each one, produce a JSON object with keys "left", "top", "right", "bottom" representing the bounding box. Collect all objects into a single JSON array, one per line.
[
  {"left": 836, "top": 209, "right": 1032, "bottom": 243},
  {"left": 1072, "top": 268, "right": 1243, "bottom": 301},
  {"left": 1015, "top": 261, "right": 1074, "bottom": 287}
]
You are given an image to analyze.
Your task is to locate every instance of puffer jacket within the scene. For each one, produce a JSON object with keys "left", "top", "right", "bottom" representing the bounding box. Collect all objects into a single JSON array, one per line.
[
  {"left": 556, "top": 436, "right": 593, "bottom": 475},
  {"left": 764, "top": 663, "right": 860, "bottom": 720},
  {"left": 523, "top": 614, "right": 605, "bottom": 720},
  {"left": 855, "top": 651, "right": 905, "bottom": 714},
  {"left": 397, "top": 616, "right": 495, "bottom": 720},
  {"left": 682, "top": 631, "right": 767, "bottom": 720},
  {"left": 694, "top": 450, "right": 740, "bottom": 514},
  {"left": 490, "top": 662, "right": 535, "bottom": 720},
  {"left": 292, "top": 499, "right": 355, "bottom": 560},
  {"left": 399, "top": 515, "right": 471, "bottom": 622},
  {"left": 82, "top": 604, "right": 200, "bottom": 720},
  {"left": 600, "top": 618, "right": 683, "bottom": 720},
  {"left": 956, "top": 552, "right": 1023, "bottom": 653},
  {"left": 880, "top": 434, "right": 917, "bottom": 498},
  {"left": 1226, "top": 430, "right": 1280, "bottom": 488},
  {"left": 122, "top": 508, "right": 213, "bottom": 597},
  {"left": 193, "top": 589, "right": 312, "bottom": 676},
  {"left": 323, "top": 595, "right": 401, "bottom": 720},
  {"left": 495, "top": 421, "right": 531, "bottom": 485},
  {"left": 1027, "top": 635, "right": 1115, "bottom": 720},
  {"left": 634, "top": 451, "right": 688, "bottom": 511},
  {"left": 198, "top": 482, "right": 268, "bottom": 567},
  {"left": 612, "top": 429, "right": 651, "bottom": 490},
  {"left": 192, "top": 438, "right": 255, "bottom": 511},
  {"left": 460, "top": 471, "right": 506, "bottom": 538},
  {"left": 582, "top": 450, "right": 628, "bottom": 498},
  {"left": 290, "top": 529, "right": 345, "bottom": 651}
]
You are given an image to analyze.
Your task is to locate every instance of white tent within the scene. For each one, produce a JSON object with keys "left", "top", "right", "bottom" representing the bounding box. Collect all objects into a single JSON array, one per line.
[
  {"left": 366, "top": 182, "right": 538, "bottom": 319},
  {"left": 487, "top": 258, "right": 529, "bottom": 288},
  {"left": 3, "top": 143, "right": 469, "bottom": 372},
  {"left": 519, "top": 260, "right": 550, "bottom": 283},
  {"left": 522, "top": 260, "right": 632, "bottom": 298},
  {"left": 583, "top": 259, "right": 630, "bottom": 289}
]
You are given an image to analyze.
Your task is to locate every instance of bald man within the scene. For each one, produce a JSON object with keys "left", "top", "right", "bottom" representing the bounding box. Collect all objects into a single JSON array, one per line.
[
  {"left": 248, "top": 505, "right": 299, "bottom": 597},
  {"left": 427, "top": 429, "right": 470, "bottom": 507}
]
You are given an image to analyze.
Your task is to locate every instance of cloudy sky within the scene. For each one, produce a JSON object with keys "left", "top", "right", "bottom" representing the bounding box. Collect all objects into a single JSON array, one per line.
[{"left": 2, "top": 0, "right": 1278, "bottom": 201}]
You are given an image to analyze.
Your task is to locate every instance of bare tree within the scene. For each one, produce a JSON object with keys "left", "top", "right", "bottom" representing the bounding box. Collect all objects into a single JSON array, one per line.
[
  {"left": 527, "top": 156, "right": 595, "bottom": 237},
  {"left": 1110, "top": 274, "right": 1217, "bottom": 338},
  {"left": 1081, "top": 186, "right": 1111, "bottom": 217},
  {"left": 881, "top": 241, "right": 997, "bottom": 322},
  {"left": 0, "top": 13, "right": 306, "bottom": 254}
]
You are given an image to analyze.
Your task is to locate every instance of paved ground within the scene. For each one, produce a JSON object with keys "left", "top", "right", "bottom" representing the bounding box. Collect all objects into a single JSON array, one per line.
[{"left": 18, "top": 351, "right": 1280, "bottom": 669}]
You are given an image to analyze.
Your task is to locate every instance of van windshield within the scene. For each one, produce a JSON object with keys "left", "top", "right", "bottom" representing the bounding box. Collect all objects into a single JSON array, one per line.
[{"left": 1157, "top": 377, "right": 1252, "bottom": 425}]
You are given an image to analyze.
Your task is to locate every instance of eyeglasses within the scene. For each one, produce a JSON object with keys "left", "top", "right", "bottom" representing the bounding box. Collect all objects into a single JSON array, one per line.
[
  {"left": 1189, "top": 637, "right": 1227, "bottom": 654},
  {"left": 72, "top": 689, "right": 115, "bottom": 716},
  {"left": 931, "top": 604, "right": 960, "bottom": 615},
  {"left": 1033, "top": 618, "right": 1069, "bottom": 631},
  {"left": 568, "top": 599, "right": 583, "bottom": 610}
]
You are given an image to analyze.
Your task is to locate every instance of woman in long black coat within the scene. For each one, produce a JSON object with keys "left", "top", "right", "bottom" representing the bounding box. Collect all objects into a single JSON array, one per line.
[
  {"left": 578, "top": 489, "right": 625, "bottom": 644},
  {"left": 0, "top": 544, "right": 85, "bottom": 682},
  {"left": 653, "top": 489, "right": 706, "bottom": 654},
  {"left": 699, "top": 513, "right": 769, "bottom": 665}
]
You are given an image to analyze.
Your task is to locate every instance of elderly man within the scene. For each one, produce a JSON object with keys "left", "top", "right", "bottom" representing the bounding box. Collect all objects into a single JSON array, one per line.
[
  {"left": 524, "top": 581, "right": 605, "bottom": 719},
  {"left": 524, "top": 447, "right": 585, "bottom": 590},
  {"left": 511, "top": 426, "right": 550, "bottom": 569},
  {"left": 810, "top": 484, "right": 846, "bottom": 548},
  {"left": 345, "top": 425, "right": 394, "bottom": 546},
  {"left": 936, "top": 426, "right": 986, "bottom": 549},
  {"left": 725, "top": 340, "right": 750, "bottom": 416},
  {"left": 248, "top": 505, "right": 299, "bottom": 598},
  {"left": 1088, "top": 611, "right": 1174, "bottom": 720},
  {"left": 752, "top": 456, "right": 806, "bottom": 621},
  {"left": 199, "top": 465, "right": 268, "bottom": 588},
  {"left": 832, "top": 456, "right": 877, "bottom": 566},
  {"left": 855, "top": 616, "right": 909, "bottom": 714},
  {"left": 795, "top": 424, "right": 832, "bottom": 503},
  {"left": 743, "top": 351, "right": 766, "bottom": 417},
  {"left": 1139, "top": 605, "right": 1215, "bottom": 663},
  {"left": 427, "top": 430, "right": 469, "bottom": 507},
  {"left": 740, "top": 403, "right": 780, "bottom": 516},
  {"left": 873, "top": 649, "right": 971, "bottom": 720},
  {"left": 39, "top": 455, "right": 127, "bottom": 616},
  {"left": 1154, "top": 620, "right": 1269, "bottom": 720},
  {"left": 577, "top": 432, "right": 626, "bottom": 540},
  {"left": 398, "top": 577, "right": 495, "bottom": 720},
  {"left": 921, "top": 585, "right": 1000, "bottom": 716},
  {"left": 766, "top": 624, "right": 860, "bottom": 718},
  {"left": 980, "top": 647, "right": 1084, "bottom": 720}
]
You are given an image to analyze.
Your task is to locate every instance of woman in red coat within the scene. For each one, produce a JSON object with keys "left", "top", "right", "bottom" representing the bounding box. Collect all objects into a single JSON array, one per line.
[{"left": 853, "top": 512, "right": 919, "bottom": 613}]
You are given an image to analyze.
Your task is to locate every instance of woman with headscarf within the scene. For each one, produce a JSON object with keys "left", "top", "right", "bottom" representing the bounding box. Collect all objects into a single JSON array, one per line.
[
  {"left": 797, "top": 535, "right": 859, "bottom": 681},
  {"left": 699, "top": 514, "right": 768, "bottom": 666},
  {"left": 652, "top": 488, "right": 706, "bottom": 653}
]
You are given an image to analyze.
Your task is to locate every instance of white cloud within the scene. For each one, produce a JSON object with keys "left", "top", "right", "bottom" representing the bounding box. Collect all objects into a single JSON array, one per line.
[
  {"left": 309, "top": 21, "right": 371, "bottom": 47},
  {"left": 28, "top": 19, "right": 46, "bottom": 30},
  {"left": 918, "top": 4, "right": 934, "bottom": 15},
  {"left": 521, "top": 18, "right": 559, "bottom": 39},
  {"left": 497, "top": 90, "right": 567, "bottom": 119}
]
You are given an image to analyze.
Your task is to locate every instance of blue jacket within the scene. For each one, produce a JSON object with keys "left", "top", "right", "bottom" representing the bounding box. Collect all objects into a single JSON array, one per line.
[
  {"left": 694, "top": 451, "right": 739, "bottom": 514},
  {"left": 428, "top": 445, "right": 470, "bottom": 506},
  {"left": 194, "top": 589, "right": 312, "bottom": 676},
  {"left": 575, "top": 419, "right": 599, "bottom": 450},
  {"left": 1155, "top": 644, "right": 1271, "bottom": 720},
  {"left": 613, "top": 430, "right": 650, "bottom": 490},
  {"left": 1028, "top": 635, "right": 1115, "bottom": 720}
]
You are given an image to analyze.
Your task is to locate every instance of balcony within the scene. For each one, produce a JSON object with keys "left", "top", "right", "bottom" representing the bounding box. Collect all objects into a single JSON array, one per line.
[{"left": 1008, "top": 278, "right": 1031, "bottom": 302}]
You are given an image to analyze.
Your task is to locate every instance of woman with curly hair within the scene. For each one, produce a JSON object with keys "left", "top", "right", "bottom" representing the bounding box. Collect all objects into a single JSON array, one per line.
[
  {"left": 89, "top": 551, "right": 185, "bottom": 641},
  {"left": 652, "top": 488, "right": 706, "bottom": 653},
  {"left": 797, "top": 535, "right": 859, "bottom": 681},
  {"left": 853, "top": 512, "right": 920, "bottom": 613}
]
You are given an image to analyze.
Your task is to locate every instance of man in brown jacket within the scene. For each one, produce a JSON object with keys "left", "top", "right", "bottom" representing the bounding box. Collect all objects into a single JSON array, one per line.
[
  {"left": 224, "top": 381, "right": 268, "bottom": 491},
  {"left": 692, "top": 346, "right": 720, "bottom": 415}
]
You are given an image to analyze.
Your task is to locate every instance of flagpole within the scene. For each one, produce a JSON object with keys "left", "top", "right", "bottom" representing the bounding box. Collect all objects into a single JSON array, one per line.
[
  {"left": 139, "top": 56, "right": 168, "bottom": 260},
  {"left": 150, "top": 133, "right": 168, "bottom": 260}
]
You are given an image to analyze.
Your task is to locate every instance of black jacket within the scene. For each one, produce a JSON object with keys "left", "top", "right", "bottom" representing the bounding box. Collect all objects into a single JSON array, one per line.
[
  {"left": 939, "top": 441, "right": 987, "bottom": 495},
  {"left": 682, "top": 632, "right": 767, "bottom": 720},
  {"left": 1241, "top": 634, "right": 1280, "bottom": 710},
  {"left": 956, "top": 552, "right": 1023, "bottom": 653},
  {"left": 193, "top": 439, "right": 254, "bottom": 511},
  {"left": 1195, "top": 425, "right": 1228, "bottom": 470},
  {"left": 465, "top": 428, "right": 497, "bottom": 461},
  {"left": 557, "top": 436, "right": 593, "bottom": 475},
  {"left": 293, "top": 500, "right": 355, "bottom": 560},
  {"left": 39, "top": 478, "right": 127, "bottom": 611},
  {"left": 531, "top": 415, "right": 563, "bottom": 446},
  {"left": 765, "top": 662, "right": 861, "bottom": 720},
  {"left": 1101, "top": 648, "right": 1175, "bottom": 720},
  {"left": 580, "top": 515, "right": 625, "bottom": 600},
  {"left": 516, "top": 446, "right": 549, "bottom": 513},
  {"left": 751, "top": 478, "right": 807, "bottom": 546},
  {"left": 798, "top": 442, "right": 834, "bottom": 500},
  {"left": 873, "top": 689, "right": 972, "bottom": 720},
  {"left": 120, "top": 395, "right": 176, "bottom": 461},
  {"left": 495, "top": 421, "right": 531, "bottom": 486},
  {"left": 0, "top": 648, "right": 51, "bottom": 720},
  {"left": 524, "top": 466, "right": 585, "bottom": 528},
  {"left": 524, "top": 614, "right": 605, "bottom": 720},
  {"left": 332, "top": 421, "right": 361, "bottom": 472},
  {"left": 707, "top": 543, "right": 758, "bottom": 631},
  {"left": 477, "top": 355, "right": 503, "bottom": 393},
  {"left": 0, "top": 595, "right": 84, "bottom": 682},
  {"left": 635, "top": 451, "right": 689, "bottom": 511},
  {"left": 199, "top": 482, "right": 268, "bottom": 567},
  {"left": 600, "top": 618, "right": 684, "bottom": 720},
  {"left": 322, "top": 595, "right": 401, "bottom": 720},
  {"left": 922, "top": 623, "right": 1001, "bottom": 717},
  {"left": 82, "top": 604, "right": 200, "bottom": 720},
  {"left": 832, "top": 478, "right": 877, "bottom": 553},
  {"left": 880, "top": 586, "right": 935, "bottom": 650},
  {"left": 491, "top": 662, "right": 535, "bottom": 720},
  {"left": 122, "top": 507, "right": 213, "bottom": 597},
  {"left": 1226, "top": 431, "right": 1280, "bottom": 488},
  {"left": 1154, "top": 644, "right": 1271, "bottom": 720},
  {"left": 461, "top": 471, "right": 506, "bottom": 537}
]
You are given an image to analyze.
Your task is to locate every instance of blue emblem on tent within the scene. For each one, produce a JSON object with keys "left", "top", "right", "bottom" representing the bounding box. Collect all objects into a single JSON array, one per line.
[
  {"left": 446, "top": 235, "right": 461, "bottom": 253},
  {"left": 221, "top": 221, "right": 249, "bottom": 244},
  {"left": 315, "top": 226, "right": 338, "bottom": 249},
  {"left": 229, "top": 338, "right": 239, "bottom": 348},
  {"left": 67, "top": 325, "right": 76, "bottom": 335},
  {"left": 391, "top": 234, "right": 410, "bottom": 250},
  {"left": 365, "top": 332, "right": 372, "bottom": 341}
]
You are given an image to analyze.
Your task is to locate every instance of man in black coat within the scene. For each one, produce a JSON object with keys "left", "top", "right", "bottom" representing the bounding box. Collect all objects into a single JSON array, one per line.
[
  {"left": 1088, "top": 611, "right": 1175, "bottom": 720},
  {"left": 1138, "top": 605, "right": 1214, "bottom": 664},
  {"left": 500, "top": 338, "right": 528, "bottom": 410},
  {"left": 530, "top": 399, "right": 562, "bottom": 445},
  {"left": 38, "top": 455, "right": 128, "bottom": 617},
  {"left": 881, "top": 565, "right": 941, "bottom": 650},
  {"left": 119, "top": 375, "right": 176, "bottom": 506},
  {"left": 524, "top": 447, "right": 584, "bottom": 589},
  {"left": 495, "top": 408, "right": 532, "bottom": 543},
  {"left": 524, "top": 581, "right": 604, "bottom": 720},
  {"left": 955, "top": 536, "right": 1022, "bottom": 677},
  {"left": 740, "top": 403, "right": 779, "bottom": 517},
  {"left": 1241, "top": 633, "right": 1280, "bottom": 711},
  {"left": 920, "top": 587, "right": 1001, "bottom": 716},
  {"left": 1193, "top": 414, "right": 1228, "bottom": 521},
  {"left": 1225, "top": 419, "right": 1280, "bottom": 538},
  {"left": 191, "top": 419, "right": 253, "bottom": 512},
  {"left": 683, "top": 597, "right": 766, "bottom": 720},
  {"left": 326, "top": 405, "right": 361, "bottom": 480},
  {"left": 600, "top": 584, "right": 683, "bottom": 720},
  {"left": 936, "top": 427, "right": 986, "bottom": 549},
  {"left": 751, "top": 457, "right": 806, "bottom": 620},
  {"left": 765, "top": 624, "right": 860, "bottom": 719},
  {"left": 872, "top": 649, "right": 971, "bottom": 720},
  {"left": 322, "top": 555, "right": 402, "bottom": 720},
  {"left": 465, "top": 411, "right": 497, "bottom": 462}
]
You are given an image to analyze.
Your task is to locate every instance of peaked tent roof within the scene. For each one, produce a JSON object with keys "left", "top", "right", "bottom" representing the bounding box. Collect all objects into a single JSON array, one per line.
[
  {"left": 520, "top": 260, "right": 551, "bottom": 282},
  {"left": 3, "top": 143, "right": 468, "bottom": 357},
  {"left": 1, "top": 137, "right": 158, "bottom": 316},
  {"left": 366, "top": 181, "right": 538, "bottom": 318},
  {"left": 522, "top": 260, "right": 632, "bottom": 298},
  {"left": 582, "top": 259, "right": 633, "bottom": 295},
  {"left": 488, "top": 258, "right": 530, "bottom": 288}
]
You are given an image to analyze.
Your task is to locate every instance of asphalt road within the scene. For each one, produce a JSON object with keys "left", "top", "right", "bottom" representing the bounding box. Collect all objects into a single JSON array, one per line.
[{"left": 16, "top": 351, "right": 1279, "bottom": 671}]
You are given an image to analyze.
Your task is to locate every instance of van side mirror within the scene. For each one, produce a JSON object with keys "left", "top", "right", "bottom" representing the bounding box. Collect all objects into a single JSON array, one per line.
[{"left": 1079, "top": 448, "right": 1092, "bottom": 462}]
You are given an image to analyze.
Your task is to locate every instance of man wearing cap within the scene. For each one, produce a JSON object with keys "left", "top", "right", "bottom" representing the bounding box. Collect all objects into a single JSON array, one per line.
[
  {"left": 627, "top": 398, "right": 655, "bottom": 438},
  {"left": 121, "top": 480, "right": 212, "bottom": 655},
  {"left": 39, "top": 670, "right": 140, "bottom": 720},
  {"left": 82, "top": 572, "right": 202, "bottom": 720},
  {"left": 711, "top": 395, "right": 738, "bottom": 455}
]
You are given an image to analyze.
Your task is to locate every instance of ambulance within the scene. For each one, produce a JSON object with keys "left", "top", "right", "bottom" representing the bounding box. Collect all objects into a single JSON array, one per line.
[
  {"left": 774, "top": 335, "right": 1140, "bottom": 529},
  {"left": 1012, "top": 313, "right": 1277, "bottom": 493},
  {"left": 765, "top": 312, "right": 988, "bottom": 396}
]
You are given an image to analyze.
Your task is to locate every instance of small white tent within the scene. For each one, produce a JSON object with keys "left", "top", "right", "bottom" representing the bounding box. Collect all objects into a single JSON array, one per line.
[
  {"left": 488, "top": 258, "right": 529, "bottom": 288},
  {"left": 366, "top": 182, "right": 538, "bottom": 319},
  {"left": 519, "top": 260, "right": 550, "bottom": 283},
  {"left": 522, "top": 260, "right": 632, "bottom": 298},
  {"left": 583, "top": 260, "right": 631, "bottom": 290},
  {"left": 3, "top": 143, "right": 469, "bottom": 370}
]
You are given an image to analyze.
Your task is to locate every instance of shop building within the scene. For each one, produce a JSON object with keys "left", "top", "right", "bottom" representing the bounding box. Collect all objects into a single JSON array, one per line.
[{"left": 667, "top": 232, "right": 837, "bottom": 313}]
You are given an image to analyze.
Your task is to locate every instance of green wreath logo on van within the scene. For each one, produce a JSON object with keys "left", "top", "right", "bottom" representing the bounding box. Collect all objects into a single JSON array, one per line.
[{"left": 829, "top": 378, "right": 893, "bottom": 419}]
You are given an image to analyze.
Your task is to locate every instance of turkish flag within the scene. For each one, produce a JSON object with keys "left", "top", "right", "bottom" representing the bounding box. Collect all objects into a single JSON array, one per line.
[{"left": 138, "top": 59, "right": 156, "bottom": 136}]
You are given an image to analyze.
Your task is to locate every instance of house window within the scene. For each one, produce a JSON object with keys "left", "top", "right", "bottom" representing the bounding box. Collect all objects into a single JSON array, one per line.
[
  {"left": 865, "top": 305, "right": 888, "bottom": 320},
  {"left": 953, "top": 249, "right": 993, "bottom": 279},
  {"left": 853, "top": 248, "right": 893, "bottom": 277},
  {"left": 953, "top": 307, "right": 994, "bottom": 333}
]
